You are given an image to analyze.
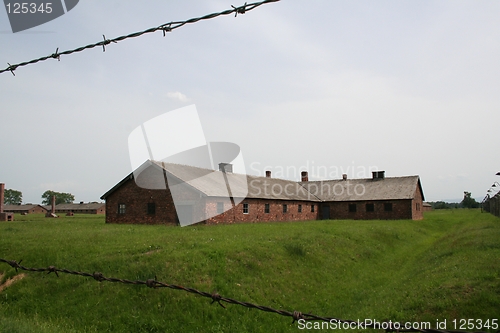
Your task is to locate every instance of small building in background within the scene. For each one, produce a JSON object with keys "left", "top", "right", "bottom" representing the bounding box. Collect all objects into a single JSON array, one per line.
[
  {"left": 54, "top": 202, "right": 106, "bottom": 215},
  {"left": 0, "top": 183, "right": 14, "bottom": 221},
  {"left": 3, "top": 204, "right": 48, "bottom": 214}
]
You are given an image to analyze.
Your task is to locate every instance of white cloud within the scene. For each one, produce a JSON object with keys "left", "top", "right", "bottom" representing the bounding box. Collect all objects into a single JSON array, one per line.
[{"left": 166, "top": 91, "right": 189, "bottom": 102}]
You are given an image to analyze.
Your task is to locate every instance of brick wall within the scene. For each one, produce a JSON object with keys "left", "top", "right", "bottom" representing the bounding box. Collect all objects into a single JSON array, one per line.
[
  {"left": 3, "top": 205, "right": 47, "bottom": 214},
  {"left": 205, "top": 198, "right": 320, "bottom": 225},
  {"left": 56, "top": 208, "right": 105, "bottom": 214},
  {"left": 30, "top": 206, "right": 47, "bottom": 214},
  {"left": 326, "top": 199, "right": 414, "bottom": 220},
  {"left": 411, "top": 183, "right": 424, "bottom": 220},
  {"left": 105, "top": 177, "right": 178, "bottom": 225}
]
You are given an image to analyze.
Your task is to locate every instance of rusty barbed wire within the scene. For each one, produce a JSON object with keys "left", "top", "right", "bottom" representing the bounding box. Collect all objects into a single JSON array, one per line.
[
  {"left": 0, "top": 258, "right": 493, "bottom": 333},
  {"left": 0, "top": 0, "right": 279, "bottom": 76}
]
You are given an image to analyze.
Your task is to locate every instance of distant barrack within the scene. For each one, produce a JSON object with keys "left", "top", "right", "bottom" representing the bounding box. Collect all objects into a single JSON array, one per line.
[{"left": 1, "top": 0, "right": 280, "bottom": 76}]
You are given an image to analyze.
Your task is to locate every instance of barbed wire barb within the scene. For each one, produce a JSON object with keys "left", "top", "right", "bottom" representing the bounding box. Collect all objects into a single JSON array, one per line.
[
  {"left": 210, "top": 292, "right": 226, "bottom": 308},
  {"left": 161, "top": 22, "right": 173, "bottom": 36},
  {"left": 6, "top": 63, "right": 16, "bottom": 76},
  {"left": 0, "top": 0, "right": 279, "bottom": 75},
  {"left": 0, "top": 258, "right": 492, "bottom": 333},
  {"left": 232, "top": 2, "right": 248, "bottom": 16},
  {"left": 51, "top": 48, "right": 60, "bottom": 61},
  {"left": 292, "top": 311, "right": 304, "bottom": 324}
]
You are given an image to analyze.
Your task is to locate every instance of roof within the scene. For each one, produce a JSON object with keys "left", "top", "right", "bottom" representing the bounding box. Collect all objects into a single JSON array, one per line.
[
  {"left": 152, "top": 160, "right": 321, "bottom": 201},
  {"left": 3, "top": 204, "right": 47, "bottom": 211},
  {"left": 55, "top": 202, "right": 105, "bottom": 210},
  {"left": 245, "top": 175, "right": 322, "bottom": 201},
  {"left": 101, "top": 160, "right": 321, "bottom": 202},
  {"left": 101, "top": 160, "right": 423, "bottom": 203},
  {"left": 300, "top": 176, "right": 424, "bottom": 202}
]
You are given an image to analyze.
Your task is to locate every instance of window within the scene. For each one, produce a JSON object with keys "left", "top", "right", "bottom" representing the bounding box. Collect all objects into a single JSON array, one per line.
[
  {"left": 311, "top": 204, "right": 315, "bottom": 212},
  {"left": 264, "top": 203, "right": 270, "bottom": 214},
  {"left": 366, "top": 203, "right": 374, "bottom": 212},
  {"left": 348, "top": 203, "right": 357, "bottom": 213},
  {"left": 298, "top": 204, "right": 302, "bottom": 213},
  {"left": 147, "top": 203, "right": 156, "bottom": 215},
  {"left": 243, "top": 203, "right": 249, "bottom": 214},
  {"left": 217, "top": 202, "right": 224, "bottom": 214},
  {"left": 283, "top": 204, "right": 288, "bottom": 213},
  {"left": 118, "top": 203, "right": 126, "bottom": 214},
  {"left": 384, "top": 203, "right": 393, "bottom": 212}
]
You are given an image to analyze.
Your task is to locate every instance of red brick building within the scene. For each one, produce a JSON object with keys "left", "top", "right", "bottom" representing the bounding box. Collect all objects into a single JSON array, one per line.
[
  {"left": 54, "top": 202, "right": 106, "bottom": 215},
  {"left": 3, "top": 204, "right": 48, "bottom": 214},
  {"left": 101, "top": 161, "right": 320, "bottom": 225},
  {"left": 101, "top": 161, "right": 425, "bottom": 225},
  {"left": 301, "top": 171, "right": 425, "bottom": 220}
]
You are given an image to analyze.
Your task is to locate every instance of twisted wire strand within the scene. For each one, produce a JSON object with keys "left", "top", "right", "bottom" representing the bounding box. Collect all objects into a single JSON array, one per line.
[
  {"left": 0, "top": 258, "right": 492, "bottom": 333},
  {"left": 1, "top": 0, "right": 279, "bottom": 76}
]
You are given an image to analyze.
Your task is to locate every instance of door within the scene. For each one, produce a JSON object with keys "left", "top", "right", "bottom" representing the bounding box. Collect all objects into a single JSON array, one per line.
[{"left": 321, "top": 204, "right": 330, "bottom": 220}]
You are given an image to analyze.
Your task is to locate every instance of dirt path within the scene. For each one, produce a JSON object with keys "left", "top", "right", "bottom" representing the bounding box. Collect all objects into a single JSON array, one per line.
[{"left": 0, "top": 272, "right": 26, "bottom": 292}]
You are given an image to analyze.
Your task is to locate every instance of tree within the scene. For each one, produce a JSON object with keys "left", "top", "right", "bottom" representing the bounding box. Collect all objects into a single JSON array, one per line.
[
  {"left": 430, "top": 201, "right": 459, "bottom": 209},
  {"left": 460, "top": 191, "right": 480, "bottom": 209},
  {"left": 4, "top": 189, "right": 22, "bottom": 205},
  {"left": 41, "top": 190, "right": 75, "bottom": 205}
]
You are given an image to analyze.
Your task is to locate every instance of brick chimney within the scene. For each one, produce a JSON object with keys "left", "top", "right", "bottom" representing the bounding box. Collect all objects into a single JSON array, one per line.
[
  {"left": 266, "top": 170, "right": 271, "bottom": 178},
  {"left": 46, "top": 195, "right": 58, "bottom": 218},
  {"left": 342, "top": 174, "right": 347, "bottom": 181},
  {"left": 301, "top": 171, "right": 308, "bottom": 182},
  {"left": 218, "top": 163, "right": 233, "bottom": 173},
  {"left": 0, "top": 183, "right": 14, "bottom": 221},
  {"left": 51, "top": 195, "right": 56, "bottom": 214},
  {"left": 0, "top": 183, "right": 4, "bottom": 213}
]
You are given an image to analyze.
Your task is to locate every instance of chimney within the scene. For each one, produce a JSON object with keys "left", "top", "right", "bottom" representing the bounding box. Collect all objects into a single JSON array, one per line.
[
  {"left": 0, "top": 183, "right": 4, "bottom": 213},
  {"left": 0, "top": 184, "right": 14, "bottom": 221},
  {"left": 342, "top": 174, "right": 347, "bottom": 181},
  {"left": 51, "top": 195, "right": 56, "bottom": 214},
  {"left": 266, "top": 170, "right": 271, "bottom": 178},
  {"left": 372, "top": 171, "right": 385, "bottom": 180},
  {"left": 301, "top": 171, "right": 308, "bottom": 182},
  {"left": 218, "top": 163, "right": 233, "bottom": 173}
]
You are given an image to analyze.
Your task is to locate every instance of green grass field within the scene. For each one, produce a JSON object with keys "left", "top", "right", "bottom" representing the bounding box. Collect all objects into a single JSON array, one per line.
[{"left": 0, "top": 210, "right": 499, "bottom": 333}]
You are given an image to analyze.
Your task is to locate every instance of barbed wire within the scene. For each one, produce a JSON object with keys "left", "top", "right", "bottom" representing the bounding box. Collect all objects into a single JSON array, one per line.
[
  {"left": 0, "top": 0, "right": 279, "bottom": 76},
  {"left": 0, "top": 258, "right": 494, "bottom": 333}
]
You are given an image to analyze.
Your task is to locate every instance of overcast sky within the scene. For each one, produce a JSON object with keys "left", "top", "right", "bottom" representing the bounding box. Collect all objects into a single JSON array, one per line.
[{"left": 1, "top": 0, "right": 500, "bottom": 204}]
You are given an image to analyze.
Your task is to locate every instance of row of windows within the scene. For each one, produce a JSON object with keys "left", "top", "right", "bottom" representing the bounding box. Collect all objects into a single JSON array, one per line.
[
  {"left": 238, "top": 203, "right": 315, "bottom": 215},
  {"left": 118, "top": 202, "right": 315, "bottom": 216},
  {"left": 348, "top": 203, "right": 393, "bottom": 213},
  {"left": 118, "top": 202, "right": 403, "bottom": 216}
]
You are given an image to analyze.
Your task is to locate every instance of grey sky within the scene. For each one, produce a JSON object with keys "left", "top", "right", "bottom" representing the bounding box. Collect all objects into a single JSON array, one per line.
[{"left": 1, "top": 0, "right": 499, "bottom": 204}]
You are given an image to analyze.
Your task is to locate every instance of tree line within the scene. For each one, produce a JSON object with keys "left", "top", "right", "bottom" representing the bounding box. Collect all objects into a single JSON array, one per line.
[
  {"left": 428, "top": 191, "right": 480, "bottom": 209},
  {"left": 3, "top": 189, "right": 75, "bottom": 205}
]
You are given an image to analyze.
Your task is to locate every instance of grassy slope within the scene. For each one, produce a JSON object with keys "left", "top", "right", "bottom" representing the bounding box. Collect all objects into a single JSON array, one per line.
[{"left": 0, "top": 210, "right": 499, "bottom": 333}]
